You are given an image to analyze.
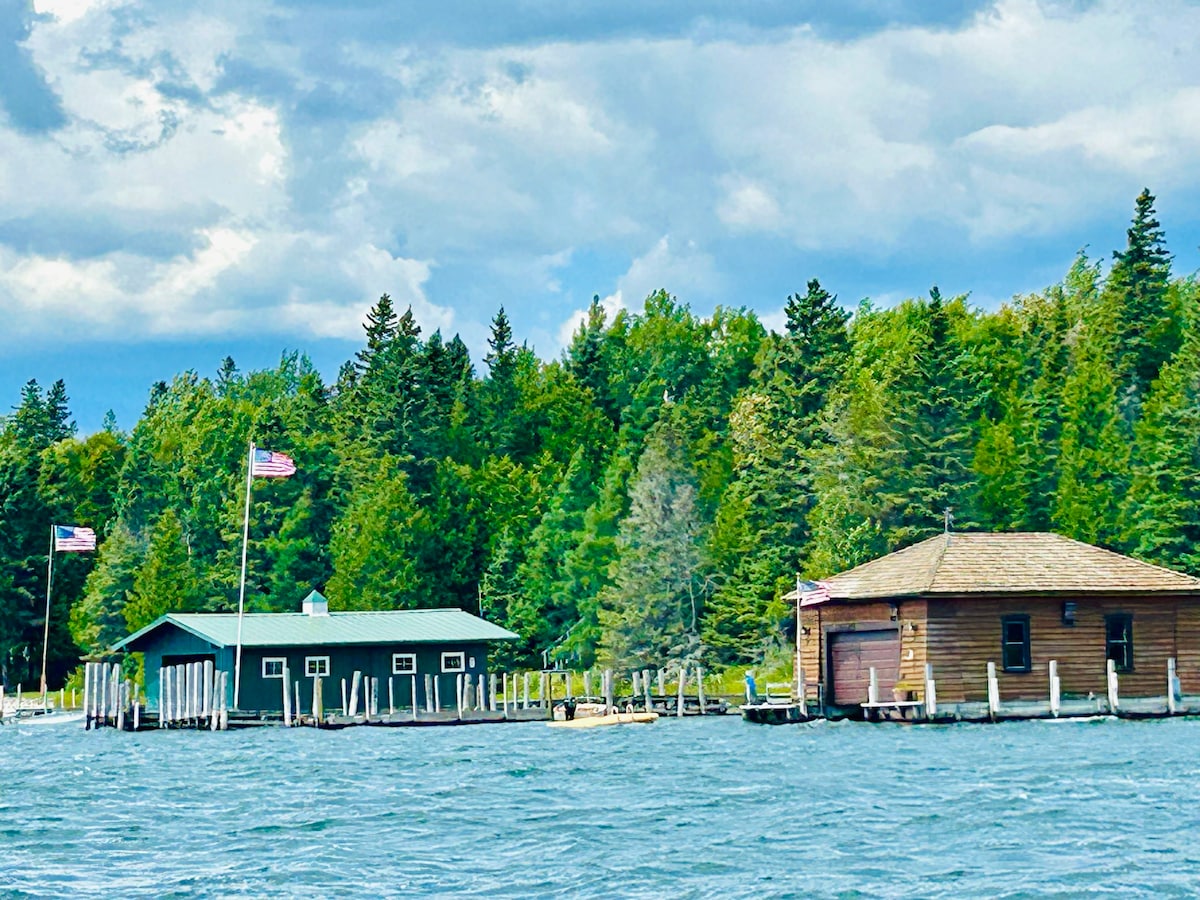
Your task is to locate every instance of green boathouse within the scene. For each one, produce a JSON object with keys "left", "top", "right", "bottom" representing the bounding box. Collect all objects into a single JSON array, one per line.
[{"left": 112, "top": 591, "right": 518, "bottom": 713}]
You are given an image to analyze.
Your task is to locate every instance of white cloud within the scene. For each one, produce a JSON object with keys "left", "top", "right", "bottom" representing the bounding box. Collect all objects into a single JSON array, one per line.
[{"left": 6, "top": 0, "right": 1200, "bottom": 352}]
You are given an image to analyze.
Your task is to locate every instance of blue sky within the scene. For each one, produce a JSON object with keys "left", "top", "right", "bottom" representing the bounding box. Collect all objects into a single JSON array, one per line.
[{"left": 3, "top": 0, "right": 1200, "bottom": 432}]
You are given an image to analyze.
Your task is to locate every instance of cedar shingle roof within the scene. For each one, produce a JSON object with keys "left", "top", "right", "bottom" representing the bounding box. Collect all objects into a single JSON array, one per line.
[{"left": 786, "top": 532, "right": 1200, "bottom": 601}]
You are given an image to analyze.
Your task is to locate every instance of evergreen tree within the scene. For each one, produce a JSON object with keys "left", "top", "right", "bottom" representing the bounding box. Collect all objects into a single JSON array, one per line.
[{"left": 1110, "top": 189, "right": 1177, "bottom": 406}]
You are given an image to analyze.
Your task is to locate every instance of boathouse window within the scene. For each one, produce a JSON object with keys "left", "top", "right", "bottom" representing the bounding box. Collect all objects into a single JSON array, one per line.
[
  {"left": 262, "top": 657, "right": 286, "bottom": 678},
  {"left": 305, "top": 656, "right": 330, "bottom": 677},
  {"left": 1001, "top": 615, "right": 1031, "bottom": 672},
  {"left": 392, "top": 653, "right": 416, "bottom": 675},
  {"left": 1106, "top": 614, "right": 1134, "bottom": 672},
  {"left": 441, "top": 652, "right": 465, "bottom": 673}
]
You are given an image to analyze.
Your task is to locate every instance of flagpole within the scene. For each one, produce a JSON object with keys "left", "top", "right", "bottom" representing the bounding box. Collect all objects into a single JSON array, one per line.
[
  {"left": 40, "top": 525, "right": 54, "bottom": 704},
  {"left": 795, "top": 572, "right": 802, "bottom": 702},
  {"left": 233, "top": 441, "right": 255, "bottom": 710}
]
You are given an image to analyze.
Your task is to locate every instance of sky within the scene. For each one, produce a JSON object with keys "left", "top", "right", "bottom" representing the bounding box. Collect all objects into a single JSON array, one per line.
[{"left": 3, "top": 0, "right": 1200, "bottom": 432}]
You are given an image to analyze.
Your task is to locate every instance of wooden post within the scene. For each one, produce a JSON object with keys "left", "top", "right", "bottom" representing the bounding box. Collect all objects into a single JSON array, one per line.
[
  {"left": 657, "top": 669, "right": 666, "bottom": 696},
  {"left": 294, "top": 680, "right": 301, "bottom": 722},
  {"left": 133, "top": 683, "right": 140, "bottom": 730},
  {"left": 1049, "top": 660, "right": 1060, "bottom": 717},
  {"left": 371, "top": 676, "right": 379, "bottom": 719},
  {"left": 676, "top": 667, "right": 685, "bottom": 717},
  {"left": 160, "top": 666, "right": 169, "bottom": 725},
  {"left": 1168, "top": 657, "right": 1179, "bottom": 714},
  {"left": 868, "top": 667, "right": 879, "bottom": 707},
  {"left": 433, "top": 674, "right": 441, "bottom": 712},
  {"left": 202, "top": 660, "right": 214, "bottom": 719},
  {"left": 411, "top": 674, "right": 419, "bottom": 722},
  {"left": 584, "top": 670, "right": 593, "bottom": 699},
  {"left": 924, "top": 663, "right": 937, "bottom": 717},
  {"left": 489, "top": 674, "right": 497, "bottom": 712},
  {"left": 540, "top": 671, "right": 549, "bottom": 709},
  {"left": 601, "top": 668, "right": 611, "bottom": 715},
  {"left": 477, "top": 674, "right": 485, "bottom": 711},
  {"left": 987, "top": 662, "right": 1000, "bottom": 718},
  {"left": 522, "top": 672, "right": 530, "bottom": 709},
  {"left": 82, "top": 663, "right": 91, "bottom": 729},
  {"left": 116, "top": 679, "right": 127, "bottom": 731},
  {"left": 388, "top": 676, "right": 395, "bottom": 716},
  {"left": 98, "top": 669, "right": 107, "bottom": 727},
  {"left": 697, "top": 666, "right": 706, "bottom": 715},
  {"left": 1107, "top": 659, "right": 1119, "bottom": 713},
  {"left": 643, "top": 670, "right": 653, "bottom": 712},
  {"left": 219, "top": 671, "right": 229, "bottom": 730},
  {"left": 456, "top": 673, "right": 464, "bottom": 715},
  {"left": 282, "top": 665, "right": 292, "bottom": 726},
  {"left": 428, "top": 674, "right": 437, "bottom": 712},
  {"left": 341, "top": 678, "right": 348, "bottom": 716},
  {"left": 629, "top": 671, "right": 638, "bottom": 700},
  {"left": 312, "top": 676, "right": 323, "bottom": 727},
  {"left": 349, "top": 671, "right": 362, "bottom": 718},
  {"left": 502, "top": 673, "right": 509, "bottom": 716}
]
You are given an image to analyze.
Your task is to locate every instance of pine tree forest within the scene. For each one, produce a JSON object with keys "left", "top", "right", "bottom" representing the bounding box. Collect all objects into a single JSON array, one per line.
[{"left": 4, "top": 190, "right": 1199, "bottom": 688}]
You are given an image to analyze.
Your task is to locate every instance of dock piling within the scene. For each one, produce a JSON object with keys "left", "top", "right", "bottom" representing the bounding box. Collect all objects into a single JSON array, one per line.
[
  {"left": 1049, "top": 660, "right": 1060, "bottom": 716},
  {"left": 868, "top": 667, "right": 879, "bottom": 707},
  {"left": 643, "top": 669, "right": 652, "bottom": 712},
  {"left": 341, "top": 678, "right": 348, "bottom": 716},
  {"left": 697, "top": 666, "right": 706, "bottom": 715},
  {"left": 411, "top": 674, "right": 418, "bottom": 721},
  {"left": 388, "top": 676, "right": 395, "bottom": 716},
  {"left": 349, "top": 671, "right": 362, "bottom": 718},
  {"left": 986, "top": 662, "right": 1000, "bottom": 718},
  {"left": 282, "top": 665, "right": 292, "bottom": 726},
  {"left": 1168, "top": 658, "right": 1179, "bottom": 714},
  {"left": 924, "top": 663, "right": 937, "bottom": 717},
  {"left": 1106, "top": 659, "right": 1119, "bottom": 712},
  {"left": 676, "top": 667, "right": 685, "bottom": 717}
]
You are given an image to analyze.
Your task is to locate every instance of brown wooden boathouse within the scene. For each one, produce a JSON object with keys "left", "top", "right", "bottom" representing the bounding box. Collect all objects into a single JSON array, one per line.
[{"left": 788, "top": 533, "right": 1200, "bottom": 717}]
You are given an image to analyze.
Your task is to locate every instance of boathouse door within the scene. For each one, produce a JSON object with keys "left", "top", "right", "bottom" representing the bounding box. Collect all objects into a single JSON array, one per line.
[{"left": 828, "top": 630, "right": 899, "bottom": 707}]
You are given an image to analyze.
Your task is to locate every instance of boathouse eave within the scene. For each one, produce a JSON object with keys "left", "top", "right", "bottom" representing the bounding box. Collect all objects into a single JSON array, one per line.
[
  {"left": 111, "top": 608, "right": 519, "bottom": 653},
  {"left": 802, "top": 589, "right": 1200, "bottom": 605},
  {"left": 111, "top": 614, "right": 220, "bottom": 653}
]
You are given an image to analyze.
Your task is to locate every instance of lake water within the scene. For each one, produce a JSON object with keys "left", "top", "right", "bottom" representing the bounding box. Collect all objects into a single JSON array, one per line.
[{"left": 3, "top": 715, "right": 1200, "bottom": 898}]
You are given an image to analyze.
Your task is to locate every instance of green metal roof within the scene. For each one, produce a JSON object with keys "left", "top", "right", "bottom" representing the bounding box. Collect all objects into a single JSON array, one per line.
[{"left": 113, "top": 607, "right": 518, "bottom": 651}]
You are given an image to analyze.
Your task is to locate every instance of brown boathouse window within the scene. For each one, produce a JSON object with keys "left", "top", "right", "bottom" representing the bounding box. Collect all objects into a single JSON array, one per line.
[
  {"left": 1001, "top": 615, "right": 1031, "bottom": 673},
  {"left": 1106, "top": 614, "right": 1134, "bottom": 673}
]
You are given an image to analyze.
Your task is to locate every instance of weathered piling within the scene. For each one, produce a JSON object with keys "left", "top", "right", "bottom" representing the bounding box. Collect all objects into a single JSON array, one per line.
[
  {"left": 282, "top": 665, "right": 292, "bottom": 726},
  {"left": 388, "top": 676, "right": 395, "bottom": 716},
  {"left": 1107, "top": 659, "right": 1119, "bottom": 712},
  {"left": 1049, "top": 660, "right": 1061, "bottom": 716},
  {"left": 986, "top": 662, "right": 1000, "bottom": 717},
  {"left": 676, "top": 668, "right": 685, "bottom": 718},
  {"left": 924, "top": 663, "right": 937, "bottom": 716},
  {"left": 1168, "top": 658, "right": 1179, "bottom": 714}
]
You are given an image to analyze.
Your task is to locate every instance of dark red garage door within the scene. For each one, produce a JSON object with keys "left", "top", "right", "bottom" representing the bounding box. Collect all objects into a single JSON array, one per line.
[{"left": 829, "top": 630, "right": 900, "bottom": 706}]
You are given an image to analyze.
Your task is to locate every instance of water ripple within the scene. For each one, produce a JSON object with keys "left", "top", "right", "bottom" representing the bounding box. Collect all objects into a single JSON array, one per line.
[{"left": 4, "top": 716, "right": 1200, "bottom": 896}]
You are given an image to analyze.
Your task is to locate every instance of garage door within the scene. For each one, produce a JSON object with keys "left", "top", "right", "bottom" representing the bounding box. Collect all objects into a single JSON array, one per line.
[{"left": 829, "top": 630, "right": 900, "bottom": 706}]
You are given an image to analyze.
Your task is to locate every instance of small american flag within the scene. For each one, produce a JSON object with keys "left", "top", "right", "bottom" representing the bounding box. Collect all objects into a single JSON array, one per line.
[
  {"left": 799, "top": 580, "right": 832, "bottom": 606},
  {"left": 55, "top": 525, "right": 96, "bottom": 552},
  {"left": 251, "top": 448, "right": 296, "bottom": 478}
]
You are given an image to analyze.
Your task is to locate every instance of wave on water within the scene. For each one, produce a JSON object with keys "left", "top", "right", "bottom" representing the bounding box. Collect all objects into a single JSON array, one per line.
[{"left": 3, "top": 716, "right": 1200, "bottom": 897}]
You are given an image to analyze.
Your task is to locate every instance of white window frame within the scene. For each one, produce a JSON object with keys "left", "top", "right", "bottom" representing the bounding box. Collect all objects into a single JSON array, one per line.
[
  {"left": 262, "top": 657, "right": 286, "bottom": 679},
  {"left": 441, "top": 651, "right": 465, "bottom": 673},
  {"left": 305, "top": 655, "right": 330, "bottom": 678},
  {"left": 392, "top": 653, "right": 417, "bottom": 675}
]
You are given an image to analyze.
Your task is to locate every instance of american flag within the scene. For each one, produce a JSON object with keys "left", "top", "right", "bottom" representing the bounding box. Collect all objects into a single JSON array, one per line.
[
  {"left": 799, "top": 580, "right": 832, "bottom": 606},
  {"left": 54, "top": 525, "right": 96, "bottom": 552},
  {"left": 251, "top": 448, "right": 296, "bottom": 478}
]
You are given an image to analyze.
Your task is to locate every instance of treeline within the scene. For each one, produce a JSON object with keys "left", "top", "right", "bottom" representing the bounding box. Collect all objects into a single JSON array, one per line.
[{"left": 2, "top": 189, "right": 1198, "bottom": 687}]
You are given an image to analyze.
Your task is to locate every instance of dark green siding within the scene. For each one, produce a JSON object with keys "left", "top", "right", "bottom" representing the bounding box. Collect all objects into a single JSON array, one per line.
[{"left": 133, "top": 623, "right": 494, "bottom": 713}]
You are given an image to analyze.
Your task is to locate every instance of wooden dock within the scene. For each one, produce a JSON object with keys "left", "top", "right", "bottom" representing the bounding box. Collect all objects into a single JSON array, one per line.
[{"left": 82, "top": 661, "right": 732, "bottom": 733}]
